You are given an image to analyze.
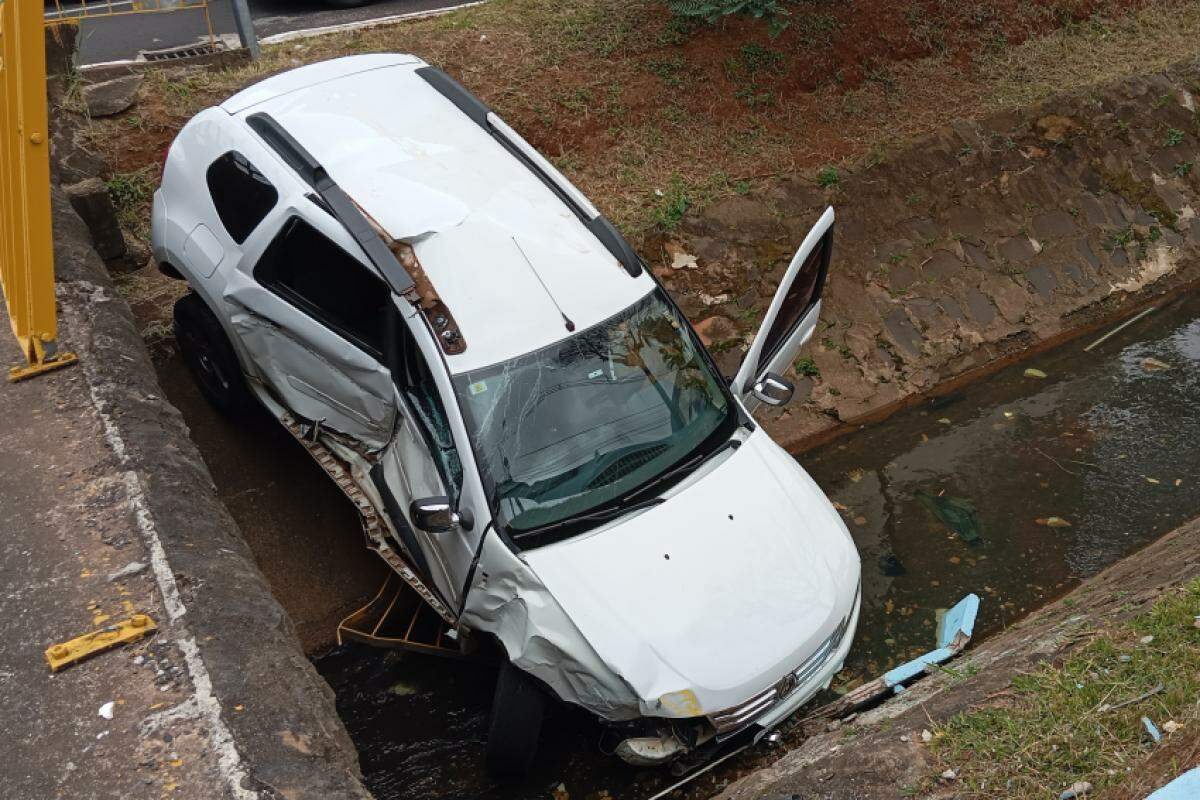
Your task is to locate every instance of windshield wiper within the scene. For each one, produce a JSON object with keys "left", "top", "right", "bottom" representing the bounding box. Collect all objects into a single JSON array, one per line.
[
  {"left": 625, "top": 437, "right": 741, "bottom": 504},
  {"left": 511, "top": 497, "right": 665, "bottom": 541}
]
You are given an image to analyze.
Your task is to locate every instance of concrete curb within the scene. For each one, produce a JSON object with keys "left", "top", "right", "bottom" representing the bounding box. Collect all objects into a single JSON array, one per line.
[{"left": 51, "top": 186, "right": 372, "bottom": 799}]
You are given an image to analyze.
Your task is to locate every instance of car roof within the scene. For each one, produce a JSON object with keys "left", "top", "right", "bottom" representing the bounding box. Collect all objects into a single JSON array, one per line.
[{"left": 221, "top": 55, "right": 654, "bottom": 374}]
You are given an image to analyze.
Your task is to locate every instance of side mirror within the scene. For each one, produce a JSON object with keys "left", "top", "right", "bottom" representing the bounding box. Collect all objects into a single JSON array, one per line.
[
  {"left": 752, "top": 372, "right": 795, "bottom": 407},
  {"left": 410, "top": 496, "right": 473, "bottom": 532}
]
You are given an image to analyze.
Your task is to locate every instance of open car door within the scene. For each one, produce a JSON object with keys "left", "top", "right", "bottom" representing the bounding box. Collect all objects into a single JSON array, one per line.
[{"left": 732, "top": 207, "right": 834, "bottom": 411}]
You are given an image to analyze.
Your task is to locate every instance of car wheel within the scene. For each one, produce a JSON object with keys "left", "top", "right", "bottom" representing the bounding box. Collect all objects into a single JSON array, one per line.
[
  {"left": 486, "top": 660, "right": 546, "bottom": 776},
  {"left": 173, "top": 293, "right": 255, "bottom": 416},
  {"left": 322, "top": 0, "right": 374, "bottom": 7}
]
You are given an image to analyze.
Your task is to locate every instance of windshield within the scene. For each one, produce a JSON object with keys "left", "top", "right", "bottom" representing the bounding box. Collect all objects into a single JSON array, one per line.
[{"left": 453, "top": 289, "right": 734, "bottom": 537}]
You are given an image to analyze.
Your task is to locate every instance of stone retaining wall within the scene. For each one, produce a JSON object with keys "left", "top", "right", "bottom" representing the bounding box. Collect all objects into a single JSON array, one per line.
[{"left": 665, "top": 61, "right": 1200, "bottom": 448}]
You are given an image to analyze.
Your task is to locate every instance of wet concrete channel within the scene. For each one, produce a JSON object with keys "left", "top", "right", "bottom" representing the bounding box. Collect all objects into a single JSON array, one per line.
[{"left": 155, "top": 289, "right": 1200, "bottom": 800}]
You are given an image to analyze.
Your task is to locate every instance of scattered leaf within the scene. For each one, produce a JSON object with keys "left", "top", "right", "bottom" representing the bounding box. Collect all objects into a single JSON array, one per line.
[
  {"left": 1141, "top": 357, "right": 1171, "bottom": 372},
  {"left": 1036, "top": 516, "right": 1073, "bottom": 528},
  {"left": 1024, "top": 368, "right": 1048, "bottom": 379},
  {"left": 937, "top": 417, "right": 951, "bottom": 425},
  {"left": 1145, "top": 476, "right": 1161, "bottom": 484},
  {"left": 848, "top": 468, "right": 865, "bottom": 483},
  {"left": 853, "top": 515, "right": 868, "bottom": 525}
]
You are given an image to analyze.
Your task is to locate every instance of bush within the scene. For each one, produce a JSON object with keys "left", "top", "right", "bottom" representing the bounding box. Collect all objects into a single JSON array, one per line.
[{"left": 667, "top": 0, "right": 788, "bottom": 23}]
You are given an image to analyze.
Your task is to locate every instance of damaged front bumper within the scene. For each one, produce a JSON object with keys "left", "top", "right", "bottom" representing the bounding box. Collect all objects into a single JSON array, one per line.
[{"left": 612, "top": 590, "right": 861, "bottom": 766}]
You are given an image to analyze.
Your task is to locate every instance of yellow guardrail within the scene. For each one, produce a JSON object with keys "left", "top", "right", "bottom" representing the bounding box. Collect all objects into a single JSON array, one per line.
[{"left": 0, "top": 0, "right": 75, "bottom": 381}]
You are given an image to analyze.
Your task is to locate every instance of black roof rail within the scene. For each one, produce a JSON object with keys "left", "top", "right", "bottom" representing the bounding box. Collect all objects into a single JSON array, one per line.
[
  {"left": 415, "top": 66, "right": 642, "bottom": 279},
  {"left": 245, "top": 112, "right": 416, "bottom": 297}
]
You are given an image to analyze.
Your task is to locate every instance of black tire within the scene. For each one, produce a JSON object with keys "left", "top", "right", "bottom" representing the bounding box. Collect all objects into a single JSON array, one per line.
[
  {"left": 173, "top": 293, "right": 255, "bottom": 417},
  {"left": 322, "top": 0, "right": 374, "bottom": 7},
  {"left": 486, "top": 661, "right": 546, "bottom": 776}
]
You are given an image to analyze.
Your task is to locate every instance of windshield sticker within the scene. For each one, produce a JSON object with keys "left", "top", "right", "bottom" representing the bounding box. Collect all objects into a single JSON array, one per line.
[
  {"left": 468, "top": 380, "right": 488, "bottom": 396},
  {"left": 587, "top": 368, "right": 604, "bottom": 380}
]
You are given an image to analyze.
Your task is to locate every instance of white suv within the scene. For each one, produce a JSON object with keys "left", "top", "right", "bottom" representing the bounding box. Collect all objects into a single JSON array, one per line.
[{"left": 152, "top": 54, "right": 861, "bottom": 775}]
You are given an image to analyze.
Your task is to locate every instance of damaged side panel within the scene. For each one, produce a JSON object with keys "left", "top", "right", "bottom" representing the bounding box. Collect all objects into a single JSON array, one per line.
[
  {"left": 462, "top": 532, "right": 645, "bottom": 721},
  {"left": 224, "top": 279, "right": 396, "bottom": 450}
]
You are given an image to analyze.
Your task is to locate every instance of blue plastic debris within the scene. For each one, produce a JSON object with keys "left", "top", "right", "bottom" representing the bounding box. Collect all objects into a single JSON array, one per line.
[
  {"left": 884, "top": 594, "right": 980, "bottom": 693},
  {"left": 1142, "top": 716, "right": 1162, "bottom": 744},
  {"left": 1145, "top": 767, "right": 1200, "bottom": 799},
  {"left": 810, "top": 593, "right": 982, "bottom": 719}
]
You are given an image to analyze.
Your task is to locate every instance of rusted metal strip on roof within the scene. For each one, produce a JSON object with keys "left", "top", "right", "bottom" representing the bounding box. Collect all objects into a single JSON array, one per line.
[{"left": 351, "top": 203, "right": 467, "bottom": 356}]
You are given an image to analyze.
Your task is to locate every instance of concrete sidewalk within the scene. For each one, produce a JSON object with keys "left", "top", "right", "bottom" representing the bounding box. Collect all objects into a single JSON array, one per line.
[
  {"left": 0, "top": 187, "right": 370, "bottom": 800},
  {"left": 0, "top": 318, "right": 229, "bottom": 797}
]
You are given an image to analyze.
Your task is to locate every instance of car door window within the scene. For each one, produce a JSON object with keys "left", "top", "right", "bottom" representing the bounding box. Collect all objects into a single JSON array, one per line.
[
  {"left": 206, "top": 151, "right": 278, "bottom": 244},
  {"left": 754, "top": 233, "right": 830, "bottom": 377},
  {"left": 253, "top": 217, "right": 388, "bottom": 356},
  {"left": 396, "top": 323, "right": 463, "bottom": 503}
]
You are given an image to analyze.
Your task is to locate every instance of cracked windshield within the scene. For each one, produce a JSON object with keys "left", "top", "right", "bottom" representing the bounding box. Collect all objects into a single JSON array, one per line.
[{"left": 454, "top": 290, "right": 732, "bottom": 537}]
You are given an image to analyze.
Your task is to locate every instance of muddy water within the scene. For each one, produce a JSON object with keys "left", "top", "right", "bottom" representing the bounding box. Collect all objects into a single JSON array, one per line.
[{"left": 156, "top": 291, "right": 1200, "bottom": 800}]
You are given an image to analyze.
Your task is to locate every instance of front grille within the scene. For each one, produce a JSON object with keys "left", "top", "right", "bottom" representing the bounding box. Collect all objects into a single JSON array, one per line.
[{"left": 708, "top": 604, "right": 854, "bottom": 738}]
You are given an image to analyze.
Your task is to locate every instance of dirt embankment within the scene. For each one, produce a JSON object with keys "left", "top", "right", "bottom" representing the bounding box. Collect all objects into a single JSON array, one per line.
[
  {"left": 662, "top": 62, "right": 1200, "bottom": 450},
  {"left": 715, "top": 515, "right": 1200, "bottom": 800}
]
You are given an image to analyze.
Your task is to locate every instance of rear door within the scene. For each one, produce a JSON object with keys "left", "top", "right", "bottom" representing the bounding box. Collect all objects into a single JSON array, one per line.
[
  {"left": 224, "top": 213, "right": 398, "bottom": 450},
  {"left": 732, "top": 207, "right": 834, "bottom": 408}
]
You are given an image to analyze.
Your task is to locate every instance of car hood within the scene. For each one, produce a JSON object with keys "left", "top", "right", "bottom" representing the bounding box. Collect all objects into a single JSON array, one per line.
[{"left": 522, "top": 428, "right": 861, "bottom": 715}]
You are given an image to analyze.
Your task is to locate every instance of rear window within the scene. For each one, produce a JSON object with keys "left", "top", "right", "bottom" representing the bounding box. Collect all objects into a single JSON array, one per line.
[{"left": 206, "top": 151, "right": 278, "bottom": 244}]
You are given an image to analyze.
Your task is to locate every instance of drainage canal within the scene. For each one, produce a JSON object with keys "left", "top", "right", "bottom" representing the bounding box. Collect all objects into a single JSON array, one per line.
[{"left": 155, "top": 290, "right": 1200, "bottom": 800}]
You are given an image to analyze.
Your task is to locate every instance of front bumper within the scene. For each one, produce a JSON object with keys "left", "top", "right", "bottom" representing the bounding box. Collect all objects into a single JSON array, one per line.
[
  {"left": 611, "top": 591, "right": 861, "bottom": 766},
  {"left": 706, "top": 587, "right": 861, "bottom": 740}
]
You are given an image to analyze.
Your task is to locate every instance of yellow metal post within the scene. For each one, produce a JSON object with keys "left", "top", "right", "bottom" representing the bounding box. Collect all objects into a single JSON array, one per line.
[{"left": 0, "top": 0, "right": 76, "bottom": 381}]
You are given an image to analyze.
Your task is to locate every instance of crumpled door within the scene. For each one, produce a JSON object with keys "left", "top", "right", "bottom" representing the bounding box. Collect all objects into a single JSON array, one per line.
[{"left": 225, "top": 275, "right": 397, "bottom": 450}]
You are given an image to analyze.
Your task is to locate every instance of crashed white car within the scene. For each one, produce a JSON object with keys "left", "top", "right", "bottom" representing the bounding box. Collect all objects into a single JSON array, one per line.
[{"left": 152, "top": 54, "right": 861, "bottom": 774}]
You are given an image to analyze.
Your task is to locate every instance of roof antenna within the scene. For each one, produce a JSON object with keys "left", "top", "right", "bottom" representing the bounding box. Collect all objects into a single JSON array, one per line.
[{"left": 512, "top": 236, "right": 575, "bottom": 332}]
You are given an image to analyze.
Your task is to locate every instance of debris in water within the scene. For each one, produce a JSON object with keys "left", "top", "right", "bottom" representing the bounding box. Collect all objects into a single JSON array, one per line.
[
  {"left": 1143, "top": 716, "right": 1163, "bottom": 744},
  {"left": 1059, "top": 780, "right": 1092, "bottom": 799},
  {"left": 1141, "top": 357, "right": 1171, "bottom": 372},
  {"left": 1083, "top": 306, "right": 1155, "bottom": 352},
  {"left": 1036, "top": 516, "right": 1073, "bottom": 528},
  {"left": 1024, "top": 368, "right": 1048, "bottom": 379},
  {"left": 915, "top": 491, "right": 981, "bottom": 543}
]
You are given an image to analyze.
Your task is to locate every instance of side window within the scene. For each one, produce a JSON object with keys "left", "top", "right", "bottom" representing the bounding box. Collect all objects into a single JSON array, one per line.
[
  {"left": 397, "top": 324, "right": 463, "bottom": 502},
  {"left": 254, "top": 217, "right": 389, "bottom": 355},
  {"left": 206, "top": 151, "right": 278, "bottom": 244},
  {"left": 755, "top": 233, "right": 831, "bottom": 376}
]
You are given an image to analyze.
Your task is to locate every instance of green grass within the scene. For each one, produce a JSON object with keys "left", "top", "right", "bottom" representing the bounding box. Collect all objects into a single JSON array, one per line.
[
  {"left": 930, "top": 578, "right": 1200, "bottom": 798},
  {"left": 106, "top": 169, "right": 156, "bottom": 236},
  {"left": 794, "top": 356, "right": 820, "bottom": 377},
  {"left": 817, "top": 165, "right": 840, "bottom": 189}
]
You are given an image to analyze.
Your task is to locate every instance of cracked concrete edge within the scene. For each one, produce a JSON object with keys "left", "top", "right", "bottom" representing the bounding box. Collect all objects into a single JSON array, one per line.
[
  {"left": 714, "top": 516, "right": 1200, "bottom": 800},
  {"left": 50, "top": 184, "right": 372, "bottom": 800}
]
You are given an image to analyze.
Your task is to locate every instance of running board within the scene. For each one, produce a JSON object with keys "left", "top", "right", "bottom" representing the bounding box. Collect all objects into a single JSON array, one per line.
[{"left": 279, "top": 412, "right": 458, "bottom": 626}]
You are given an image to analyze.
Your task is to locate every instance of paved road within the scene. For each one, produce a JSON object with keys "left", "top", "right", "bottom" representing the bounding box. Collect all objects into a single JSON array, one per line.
[{"left": 53, "top": 0, "right": 467, "bottom": 65}]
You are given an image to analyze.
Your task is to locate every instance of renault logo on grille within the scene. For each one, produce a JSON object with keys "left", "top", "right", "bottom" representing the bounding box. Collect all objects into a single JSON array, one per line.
[{"left": 774, "top": 672, "right": 798, "bottom": 699}]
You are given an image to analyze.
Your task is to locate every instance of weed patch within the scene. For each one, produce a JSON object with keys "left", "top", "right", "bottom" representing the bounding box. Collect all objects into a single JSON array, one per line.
[{"left": 930, "top": 579, "right": 1200, "bottom": 799}]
